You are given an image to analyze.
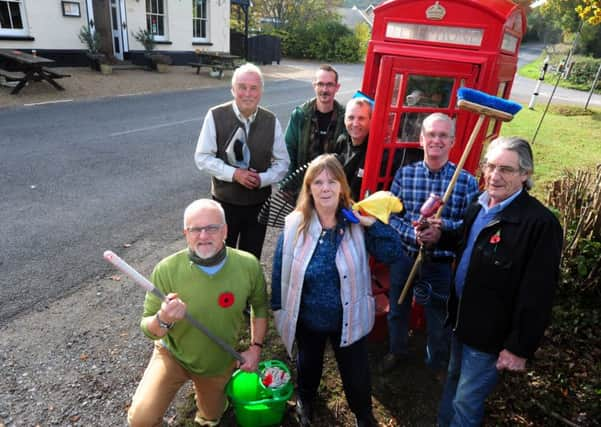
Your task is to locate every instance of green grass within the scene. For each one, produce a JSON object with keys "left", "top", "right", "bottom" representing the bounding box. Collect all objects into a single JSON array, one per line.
[{"left": 500, "top": 105, "right": 601, "bottom": 196}]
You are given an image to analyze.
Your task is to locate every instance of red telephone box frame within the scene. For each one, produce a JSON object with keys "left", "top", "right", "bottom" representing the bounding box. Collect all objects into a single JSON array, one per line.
[
  {"left": 362, "top": 0, "right": 526, "bottom": 341},
  {"left": 360, "top": 0, "right": 526, "bottom": 201}
]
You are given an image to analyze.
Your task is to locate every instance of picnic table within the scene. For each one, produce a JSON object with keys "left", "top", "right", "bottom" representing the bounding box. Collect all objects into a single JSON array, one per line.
[
  {"left": 188, "top": 51, "right": 243, "bottom": 79},
  {"left": 0, "top": 49, "right": 70, "bottom": 95}
]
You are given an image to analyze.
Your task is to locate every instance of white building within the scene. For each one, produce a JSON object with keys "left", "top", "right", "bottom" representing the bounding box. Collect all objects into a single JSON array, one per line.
[{"left": 0, "top": 0, "right": 237, "bottom": 65}]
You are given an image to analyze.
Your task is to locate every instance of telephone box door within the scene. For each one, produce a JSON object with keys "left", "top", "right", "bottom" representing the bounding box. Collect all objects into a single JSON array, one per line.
[{"left": 362, "top": 55, "right": 480, "bottom": 196}]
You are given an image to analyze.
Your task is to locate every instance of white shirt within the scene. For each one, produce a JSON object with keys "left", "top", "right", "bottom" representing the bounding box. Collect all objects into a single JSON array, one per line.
[{"left": 194, "top": 102, "right": 289, "bottom": 187}]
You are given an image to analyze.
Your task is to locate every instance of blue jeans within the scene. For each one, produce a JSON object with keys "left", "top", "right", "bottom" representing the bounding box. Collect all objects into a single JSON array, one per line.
[
  {"left": 438, "top": 335, "right": 499, "bottom": 427},
  {"left": 387, "top": 251, "right": 452, "bottom": 371},
  {"left": 295, "top": 321, "right": 372, "bottom": 419}
]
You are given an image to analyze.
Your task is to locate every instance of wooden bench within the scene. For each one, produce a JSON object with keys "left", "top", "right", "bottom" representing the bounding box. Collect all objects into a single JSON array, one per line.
[
  {"left": 188, "top": 60, "right": 239, "bottom": 79},
  {"left": 0, "top": 69, "right": 26, "bottom": 82},
  {"left": 42, "top": 68, "right": 71, "bottom": 79}
]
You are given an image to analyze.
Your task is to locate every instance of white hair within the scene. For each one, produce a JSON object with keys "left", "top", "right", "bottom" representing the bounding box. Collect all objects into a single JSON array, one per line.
[
  {"left": 421, "top": 113, "right": 455, "bottom": 138},
  {"left": 232, "top": 62, "right": 264, "bottom": 88},
  {"left": 183, "top": 199, "right": 226, "bottom": 228}
]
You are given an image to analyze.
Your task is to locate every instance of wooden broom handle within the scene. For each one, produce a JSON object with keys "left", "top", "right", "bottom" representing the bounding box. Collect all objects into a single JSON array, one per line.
[{"left": 397, "top": 114, "right": 485, "bottom": 305}]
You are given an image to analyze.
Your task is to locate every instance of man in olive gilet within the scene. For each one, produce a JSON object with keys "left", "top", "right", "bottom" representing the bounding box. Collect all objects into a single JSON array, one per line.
[{"left": 195, "top": 63, "right": 289, "bottom": 259}]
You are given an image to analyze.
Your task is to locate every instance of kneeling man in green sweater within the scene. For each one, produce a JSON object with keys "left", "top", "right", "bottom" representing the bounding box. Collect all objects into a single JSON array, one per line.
[{"left": 128, "top": 199, "right": 268, "bottom": 427}]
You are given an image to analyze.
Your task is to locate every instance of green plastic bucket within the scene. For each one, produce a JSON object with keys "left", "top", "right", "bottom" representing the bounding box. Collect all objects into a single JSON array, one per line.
[{"left": 226, "top": 359, "right": 293, "bottom": 427}]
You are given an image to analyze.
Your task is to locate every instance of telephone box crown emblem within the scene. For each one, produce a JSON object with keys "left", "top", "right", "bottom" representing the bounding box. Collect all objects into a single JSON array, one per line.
[{"left": 426, "top": 1, "right": 446, "bottom": 20}]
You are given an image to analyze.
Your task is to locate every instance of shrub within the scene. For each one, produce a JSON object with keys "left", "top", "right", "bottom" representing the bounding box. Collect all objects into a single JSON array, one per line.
[
  {"left": 567, "top": 57, "right": 601, "bottom": 88},
  {"left": 78, "top": 25, "right": 101, "bottom": 54},
  {"left": 354, "top": 22, "right": 371, "bottom": 62},
  {"left": 281, "top": 16, "right": 363, "bottom": 62},
  {"left": 132, "top": 28, "right": 156, "bottom": 52},
  {"left": 547, "top": 165, "right": 601, "bottom": 294}
]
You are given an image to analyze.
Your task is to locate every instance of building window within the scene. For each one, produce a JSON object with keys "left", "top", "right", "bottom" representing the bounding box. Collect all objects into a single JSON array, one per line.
[
  {"left": 192, "top": 0, "right": 207, "bottom": 41},
  {"left": 0, "top": 0, "right": 27, "bottom": 36},
  {"left": 146, "top": 0, "right": 166, "bottom": 40}
]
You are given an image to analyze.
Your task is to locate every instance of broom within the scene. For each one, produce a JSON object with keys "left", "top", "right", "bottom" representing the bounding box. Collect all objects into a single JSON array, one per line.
[
  {"left": 103, "top": 250, "right": 292, "bottom": 388},
  {"left": 397, "top": 88, "right": 522, "bottom": 305}
]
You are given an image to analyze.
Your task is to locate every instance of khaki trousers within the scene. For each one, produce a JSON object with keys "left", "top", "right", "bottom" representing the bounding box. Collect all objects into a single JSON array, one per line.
[{"left": 128, "top": 342, "right": 234, "bottom": 427}]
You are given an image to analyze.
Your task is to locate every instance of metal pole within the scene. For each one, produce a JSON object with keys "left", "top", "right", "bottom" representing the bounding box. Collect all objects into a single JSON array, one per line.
[
  {"left": 528, "top": 55, "right": 549, "bottom": 110},
  {"left": 584, "top": 63, "right": 601, "bottom": 111},
  {"left": 532, "top": 21, "right": 583, "bottom": 144},
  {"left": 352, "top": 5, "right": 373, "bottom": 28}
]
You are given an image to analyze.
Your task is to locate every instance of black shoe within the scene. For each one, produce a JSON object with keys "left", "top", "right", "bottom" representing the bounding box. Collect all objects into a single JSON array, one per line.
[
  {"left": 355, "top": 412, "right": 378, "bottom": 427},
  {"left": 379, "top": 353, "right": 406, "bottom": 374},
  {"left": 295, "top": 398, "right": 313, "bottom": 427}
]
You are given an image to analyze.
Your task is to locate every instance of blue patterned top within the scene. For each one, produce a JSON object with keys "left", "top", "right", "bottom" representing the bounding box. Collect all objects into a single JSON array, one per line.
[
  {"left": 389, "top": 160, "right": 479, "bottom": 258},
  {"left": 271, "top": 219, "right": 400, "bottom": 331}
]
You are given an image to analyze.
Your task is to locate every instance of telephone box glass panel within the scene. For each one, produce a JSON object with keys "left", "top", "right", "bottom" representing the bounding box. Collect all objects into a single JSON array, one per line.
[{"left": 404, "top": 75, "right": 454, "bottom": 107}]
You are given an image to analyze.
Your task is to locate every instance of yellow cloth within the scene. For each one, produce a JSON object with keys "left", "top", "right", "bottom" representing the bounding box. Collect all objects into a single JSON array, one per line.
[{"left": 352, "top": 191, "right": 404, "bottom": 224}]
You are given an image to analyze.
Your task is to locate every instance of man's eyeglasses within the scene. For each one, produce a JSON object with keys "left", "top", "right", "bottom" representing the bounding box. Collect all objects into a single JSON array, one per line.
[
  {"left": 187, "top": 224, "right": 224, "bottom": 236},
  {"left": 423, "top": 131, "right": 451, "bottom": 140},
  {"left": 481, "top": 162, "right": 521, "bottom": 176},
  {"left": 314, "top": 82, "right": 337, "bottom": 89}
]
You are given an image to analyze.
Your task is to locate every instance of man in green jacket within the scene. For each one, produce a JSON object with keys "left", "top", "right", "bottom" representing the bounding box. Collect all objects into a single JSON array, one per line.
[
  {"left": 128, "top": 199, "right": 268, "bottom": 427},
  {"left": 284, "top": 64, "right": 346, "bottom": 178}
]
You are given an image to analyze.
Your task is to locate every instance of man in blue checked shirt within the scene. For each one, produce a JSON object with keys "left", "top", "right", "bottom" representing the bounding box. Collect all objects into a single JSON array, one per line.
[{"left": 381, "top": 113, "right": 479, "bottom": 376}]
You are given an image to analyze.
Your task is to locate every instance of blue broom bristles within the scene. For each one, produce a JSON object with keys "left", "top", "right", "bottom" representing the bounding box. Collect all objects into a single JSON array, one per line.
[
  {"left": 352, "top": 90, "right": 375, "bottom": 107},
  {"left": 457, "top": 88, "right": 522, "bottom": 115}
]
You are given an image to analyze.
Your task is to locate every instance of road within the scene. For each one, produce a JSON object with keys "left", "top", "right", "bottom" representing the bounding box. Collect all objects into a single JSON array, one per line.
[{"left": 0, "top": 65, "right": 362, "bottom": 321}]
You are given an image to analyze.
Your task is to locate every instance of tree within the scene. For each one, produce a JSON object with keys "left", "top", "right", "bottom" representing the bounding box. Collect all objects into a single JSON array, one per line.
[
  {"left": 251, "top": 0, "right": 342, "bottom": 29},
  {"left": 576, "top": 0, "right": 601, "bottom": 25},
  {"left": 540, "top": 0, "right": 582, "bottom": 33}
]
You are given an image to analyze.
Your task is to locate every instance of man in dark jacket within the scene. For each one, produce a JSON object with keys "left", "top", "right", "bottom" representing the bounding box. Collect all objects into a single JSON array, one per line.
[
  {"left": 284, "top": 64, "right": 346, "bottom": 178},
  {"left": 420, "top": 137, "right": 563, "bottom": 426},
  {"left": 332, "top": 96, "right": 372, "bottom": 200}
]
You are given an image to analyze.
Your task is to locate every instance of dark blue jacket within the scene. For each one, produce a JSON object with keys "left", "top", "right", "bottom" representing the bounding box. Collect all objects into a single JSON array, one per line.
[{"left": 442, "top": 191, "right": 563, "bottom": 358}]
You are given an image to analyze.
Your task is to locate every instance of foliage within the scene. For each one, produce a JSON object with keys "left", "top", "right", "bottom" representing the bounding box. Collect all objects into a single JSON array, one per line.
[
  {"left": 567, "top": 57, "right": 601, "bottom": 85},
  {"left": 281, "top": 15, "right": 363, "bottom": 62},
  {"left": 576, "top": 0, "right": 601, "bottom": 25},
  {"left": 354, "top": 22, "right": 371, "bottom": 61},
  {"left": 132, "top": 28, "right": 156, "bottom": 52},
  {"left": 525, "top": 8, "right": 562, "bottom": 44},
  {"left": 250, "top": 0, "right": 342, "bottom": 30},
  {"left": 578, "top": 23, "right": 601, "bottom": 58},
  {"left": 78, "top": 25, "right": 101, "bottom": 54},
  {"left": 547, "top": 165, "right": 601, "bottom": 293},
  {"left": 540, "top": 0, "right": 582, "bottom": 34}
]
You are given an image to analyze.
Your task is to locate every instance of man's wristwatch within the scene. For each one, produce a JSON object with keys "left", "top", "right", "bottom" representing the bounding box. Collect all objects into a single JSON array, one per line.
[{"left": 156, "top": 312, "right": 174, "bottom": 330}]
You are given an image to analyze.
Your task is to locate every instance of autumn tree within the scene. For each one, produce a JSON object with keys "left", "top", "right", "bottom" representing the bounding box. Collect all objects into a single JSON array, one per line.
[{"left": 576, "top": 0, "right": 601, "bottom": 25}]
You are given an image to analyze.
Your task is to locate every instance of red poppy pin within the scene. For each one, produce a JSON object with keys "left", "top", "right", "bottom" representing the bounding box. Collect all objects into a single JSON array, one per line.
[
  {"left": 489, "top": 230, "right": 501, "bottom": 244},
  {"left": 218, "top": 292, "right": 235, "bottom": 308}
]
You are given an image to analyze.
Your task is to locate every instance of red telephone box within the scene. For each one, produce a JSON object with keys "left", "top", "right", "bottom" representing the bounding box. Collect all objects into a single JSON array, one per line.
[
  {"left": 363, "top": 0, "right": 526, "bottom": 341},
  {"left": 360, "top": 0, "right": 526, "bottom": 196}
]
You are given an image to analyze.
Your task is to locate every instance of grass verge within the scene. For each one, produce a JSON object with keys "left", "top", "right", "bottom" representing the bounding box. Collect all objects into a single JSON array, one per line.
[{"left": 500, "top": 104, "right": 601, "bottom": 196}]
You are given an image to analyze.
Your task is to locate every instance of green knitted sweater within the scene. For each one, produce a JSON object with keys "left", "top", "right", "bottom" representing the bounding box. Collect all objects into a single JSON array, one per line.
[{"left": 140, "top": 247, "right": 268, "bottom": 376}]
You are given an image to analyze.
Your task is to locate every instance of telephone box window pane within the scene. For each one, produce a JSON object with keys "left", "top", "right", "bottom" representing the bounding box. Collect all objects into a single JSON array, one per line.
[
  {"left": 502, "top": 32, "right": 518, "bottom": 53},
  {"left": 384, "top": 112, "right": 396, "bottom": 144},
  {"left": 399, "top": 112, "right": 427, "bottom": 142},
  {"left": 391, "top": 74, "right": 403, "bottom": 107},
  {"left": 380, "top": 149, "right": 390, "bottom": 177},
  {"left": 404, "top": 75, "right": 454, "bottom": 108},
  {"left": 386, "top": 22, "right": 483, "bottom": 47}
]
